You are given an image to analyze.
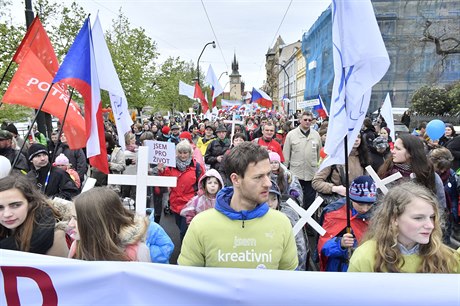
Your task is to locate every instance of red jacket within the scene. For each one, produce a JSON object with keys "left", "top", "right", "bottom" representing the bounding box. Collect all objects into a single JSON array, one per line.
[
  {"left": 160, "top": 160, "right": 205, "bottom": 214},
  {"left": 317, "top": 200, "right": 370, "bottom": 271},
  {"left": 255, "top": 137, "right": 285, "bottom": 162}
]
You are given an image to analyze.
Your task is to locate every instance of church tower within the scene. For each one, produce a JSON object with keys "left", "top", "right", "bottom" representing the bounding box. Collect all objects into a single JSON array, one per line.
[{"left": 229, "top": 53, "right": 242, "bottom": 100}]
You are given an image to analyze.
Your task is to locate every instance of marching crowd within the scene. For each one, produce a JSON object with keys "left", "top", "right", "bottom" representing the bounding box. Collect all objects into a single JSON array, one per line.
[{"left": 1, "top": 109, "right": 460, "bottom": 273}]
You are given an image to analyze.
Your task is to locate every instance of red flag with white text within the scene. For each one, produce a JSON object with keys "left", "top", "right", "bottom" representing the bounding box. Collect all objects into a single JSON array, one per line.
[{"left": 2, "top": 16, "right": 86, "bottom": 150}]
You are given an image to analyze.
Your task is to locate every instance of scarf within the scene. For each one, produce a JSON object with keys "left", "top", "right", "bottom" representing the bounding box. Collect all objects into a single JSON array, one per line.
[
  {"left": 388, "top": 163, "right": 412, "bottom": 178},
  {"left": 176, "top": 157, "right": 192, "bottom": 172}
]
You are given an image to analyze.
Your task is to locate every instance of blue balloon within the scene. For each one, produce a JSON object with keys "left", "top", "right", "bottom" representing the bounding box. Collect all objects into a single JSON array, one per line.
[{"left": 426, "top": 119, "right": 445, "bottom": 140}]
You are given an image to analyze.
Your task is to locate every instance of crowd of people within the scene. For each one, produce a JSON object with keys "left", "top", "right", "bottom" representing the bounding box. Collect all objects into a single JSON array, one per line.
[{"left": 1, "top": 109, "right": 460, "bottom": 274}]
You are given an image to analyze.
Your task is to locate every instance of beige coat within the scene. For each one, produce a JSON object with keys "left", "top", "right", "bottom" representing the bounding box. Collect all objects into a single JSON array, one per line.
[
  {"left": 283, "top": 127, "right": 322, "bottom": 181},
  {"left": 311, "top": 149, "right": 365, "bottom": 194}
]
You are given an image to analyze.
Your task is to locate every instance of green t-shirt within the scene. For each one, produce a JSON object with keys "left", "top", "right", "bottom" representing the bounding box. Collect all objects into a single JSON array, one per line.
[
  {"left": 348, "top": 240, "right": 460, "bottom": 273},
  {"left": 178, "top": 208, "right": 298, "bottom": 270}
]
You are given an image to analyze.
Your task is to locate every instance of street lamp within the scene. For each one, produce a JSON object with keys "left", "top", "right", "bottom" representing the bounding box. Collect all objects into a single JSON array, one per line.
[
  {"left": 275, "top": 63, "right": 290, "bottom": 99},
  {"left": 218, "top": 71, "right": 228, "bottom": 81},
  {"left": 196, "top": 41, "right": 216, "bottom": 85}
]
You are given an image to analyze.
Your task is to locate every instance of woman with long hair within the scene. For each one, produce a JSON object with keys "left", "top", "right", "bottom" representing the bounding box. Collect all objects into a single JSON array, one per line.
[
  {"left": 348, "top": 182, "right": 460, "bottom": 273},
  {"left": 0, "top": 175, "right": 68, "bottom": 256},
  {"left": 378, "top": 133, "right": 446, "bottom": 208},
  {"left": 68, "top": 187, "right": 150, "bottom": 261}
]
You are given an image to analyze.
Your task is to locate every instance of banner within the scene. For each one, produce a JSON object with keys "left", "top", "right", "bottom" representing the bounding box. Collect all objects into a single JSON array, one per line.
[
  {"left": 1, "top": 250, "right": 459, "bottom": 305},
  {"left": 144, "top": 140, "right": 176, "bottom": 167}
]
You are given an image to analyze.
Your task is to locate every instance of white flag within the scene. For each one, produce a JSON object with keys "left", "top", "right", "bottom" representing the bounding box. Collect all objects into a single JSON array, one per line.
[
  {"left": 320, "top": 0, "right": 390, "bottom": 170},
  {"left": 205, "top": 65, "right": 224, "bottom": 100},
  {"left": 380, "top": 93, "right": 395, "bottom": 140},
  {"left": 91, "top": 15, "right": 133, "bottom": 150},
  {"left": 179, "top": 80, "right": 195, "bottom": 99}
]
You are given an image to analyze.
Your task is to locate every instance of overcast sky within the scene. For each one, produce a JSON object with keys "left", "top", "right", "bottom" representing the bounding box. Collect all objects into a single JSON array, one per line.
[{"left": 11, "top": 0, "right": 330, "bottom": 92}]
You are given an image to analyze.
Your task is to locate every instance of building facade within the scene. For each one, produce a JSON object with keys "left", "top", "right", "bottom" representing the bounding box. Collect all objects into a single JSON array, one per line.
[{"left": 301, "top": 0, "right": 460, "bottom": 112}]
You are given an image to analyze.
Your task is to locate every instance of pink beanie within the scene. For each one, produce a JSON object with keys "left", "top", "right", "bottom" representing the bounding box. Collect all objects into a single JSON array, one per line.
[
  {"left": 54, "top": 153, "right": 70, "bottom": 166},
  {"left": 269, "top": 152, "right": 281, "bottom": 163}
]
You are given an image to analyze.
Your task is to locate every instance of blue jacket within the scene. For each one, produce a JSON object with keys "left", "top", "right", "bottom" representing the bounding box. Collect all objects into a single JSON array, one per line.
[
  {"left": 145, "top": 213, "right": 174, "bottom": 263},
  {"left": 215, "top": 187, "right": 269, "bottom": 226}
]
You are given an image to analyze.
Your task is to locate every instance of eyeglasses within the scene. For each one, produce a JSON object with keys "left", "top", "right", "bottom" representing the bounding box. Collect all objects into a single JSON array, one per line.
[{"left": 302, "top": 118, "right": 313, "bottom": 122}]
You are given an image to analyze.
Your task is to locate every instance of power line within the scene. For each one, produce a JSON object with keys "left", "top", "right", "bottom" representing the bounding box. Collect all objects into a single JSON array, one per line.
[
  {"left": 269, "top": 0, "right": 294, "bottom": 48},
  {"left": 254, "top": 0, "right": 293, "bottom": 86},
  {"left": 90, "top": 0, "right": 182, "bottom": 52},
  {"left": 200, "top": 0, "right": 229, "bottom": 71}
]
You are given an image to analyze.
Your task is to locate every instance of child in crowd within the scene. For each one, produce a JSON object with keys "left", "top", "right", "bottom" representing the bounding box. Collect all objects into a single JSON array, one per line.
[
  {"left": 53, "top": 153, "right": 81, "bottom": 189},
  {"left": 180, "top": 169, "right": 224, "bottom": 224},
  {"left": 269, "top": 152, "right": 303, "bottom": 205},
  {"left": 267, "top": 179, "right": 308, "bottom": 271},
  {"left": 318, "top": 175, "right": 377, "bottom": 272}
]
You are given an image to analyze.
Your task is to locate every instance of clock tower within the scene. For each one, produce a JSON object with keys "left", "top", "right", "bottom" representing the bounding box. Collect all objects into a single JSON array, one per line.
[{"left": 229, "top": 53, "right": 242, "bottom": 100}]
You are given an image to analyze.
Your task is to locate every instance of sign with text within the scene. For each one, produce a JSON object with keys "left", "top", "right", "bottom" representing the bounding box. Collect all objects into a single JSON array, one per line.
[
  {"left": 144, "top": 140, "right": 176, "bottom": 167},
  {"left": 297, "top": 99, "right": 319, "bottom": 109}
]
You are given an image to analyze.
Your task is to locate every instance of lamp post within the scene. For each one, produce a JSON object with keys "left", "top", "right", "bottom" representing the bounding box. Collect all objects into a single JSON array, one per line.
[
  {"left": 218, "top": 71, "right": 228, "bottom": 81},
  {"left": 196, "top": 41, "right": 216, "bottom": 85},
  {"left": 275, "top": 63, "right": 290, "bottom": 99}
]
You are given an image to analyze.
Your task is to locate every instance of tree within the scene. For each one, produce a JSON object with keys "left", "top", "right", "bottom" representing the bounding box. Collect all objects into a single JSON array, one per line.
[
  {"left": 153, "top": 57, "right": 196, "bottom": 113},
  {"left": 410, "top": 84, "right": 457, "bottom": 115},
  {"left": 105, "top": 11, "right": 158, "bottom": 112}
]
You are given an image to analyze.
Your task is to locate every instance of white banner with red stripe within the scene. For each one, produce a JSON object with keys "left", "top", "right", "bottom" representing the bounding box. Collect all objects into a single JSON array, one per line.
[{"left": 0, "top": 250, "right": 458, "bottom": 305}]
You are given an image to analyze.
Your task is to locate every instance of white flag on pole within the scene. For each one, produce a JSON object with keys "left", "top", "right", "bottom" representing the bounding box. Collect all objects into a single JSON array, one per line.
[
  {"left": 380, "top": 93, "right": 395, "bottom": 140},
  {"left": 179, "top": 80, "right": 195, "bottom": 99},
  {"left": 205, "top": 65, "right": 224, "bottom": 100},
  {"left": 91, "top": 15, "right": 133, "bottom": 150},
  {"left": 320, "top": 0, "right": 390, "bottom": 170}
]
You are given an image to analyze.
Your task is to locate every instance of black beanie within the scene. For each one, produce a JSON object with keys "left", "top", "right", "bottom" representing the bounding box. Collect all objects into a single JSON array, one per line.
[
  {"left": 28, "top": 143, "right": 49, "bottom": 161},
  {"left": 5, "top": 123, "right": 18, "bottom": 135}
]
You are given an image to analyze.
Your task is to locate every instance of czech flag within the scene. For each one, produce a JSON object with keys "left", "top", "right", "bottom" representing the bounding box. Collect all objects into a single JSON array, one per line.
[
  {"left": 251, "top": 87, "right": 272, "bottom": 108},
  {"left": 313, "top": 95, "right": 329, "bottom": 119},
  {"left": 53, "top": 18, "right": 109, "bottom": 174}
]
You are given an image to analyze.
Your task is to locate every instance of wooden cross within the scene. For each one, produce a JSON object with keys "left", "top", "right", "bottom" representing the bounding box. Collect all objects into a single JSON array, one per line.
[
  {"left": 108, "top": 146, "right": 177, "bottom": 215},
  {"left": 286, "top": 198, "right": 326, "bottom": 236},
  {"left": 365, "top": 165, "right": 402, "bottom": 194},
  {"left": 223, "top": 112, "right": 244, "bottom": 145}
]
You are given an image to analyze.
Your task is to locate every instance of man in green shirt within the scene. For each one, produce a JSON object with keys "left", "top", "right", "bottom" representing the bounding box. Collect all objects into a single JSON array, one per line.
[{"left": 178, "top": 142, "right": 298, "bottom": 270}]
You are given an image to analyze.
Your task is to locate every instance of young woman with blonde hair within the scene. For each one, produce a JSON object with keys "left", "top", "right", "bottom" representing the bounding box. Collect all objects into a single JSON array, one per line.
[{"left": 348, "top": 182, "right": 460, "bottom": 273}]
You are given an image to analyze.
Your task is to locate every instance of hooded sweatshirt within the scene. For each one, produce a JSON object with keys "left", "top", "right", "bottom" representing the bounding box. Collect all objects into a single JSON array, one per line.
[
  {"left": 178, "top": 187, "right": 298, "bottom": 269},
  {"left": 180, "top": 169, "right": 224, "bottom": 224}
]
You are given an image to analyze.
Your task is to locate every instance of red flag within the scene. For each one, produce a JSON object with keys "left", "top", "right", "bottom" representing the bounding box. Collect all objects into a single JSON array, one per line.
[
  {"left": 12, "top": 17, "right": 59, "bottom": 75},
  {"left": 194, "top": 83, "right": 209, "bottom": 113},
  {"left": 2, "top": 16, "right": 86, "bottom": 150}
]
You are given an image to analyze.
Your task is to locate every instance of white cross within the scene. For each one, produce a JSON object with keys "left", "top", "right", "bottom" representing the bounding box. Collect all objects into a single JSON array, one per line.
[
  {"left": 288, "top": 116, "right": 298, "bottom": 128},
  {"left": 108, "top": 146, "right": 177, "bottom": 215},
  {"left": 223, "top": 112, "right": 244, "bottom": 145},
  {"left": 365, "top": 165, "right": 402, "bottom": 194},
  {"left": 186, "top": 108, "right": 196, "bottom": 131},
  {"left": 286, "top": 198, "right": 326, "bottom": 236}
]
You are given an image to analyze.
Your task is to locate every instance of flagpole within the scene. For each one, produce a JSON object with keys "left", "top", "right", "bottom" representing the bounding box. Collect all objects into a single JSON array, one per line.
[
  {"left": 50, "top": 88, "right": 75, "bottom": 163},
  {"left": 343, "top": 134, "right": 353, "bottom": 261},
  {"left": 10, "top": 82, "right": 56, "bottom": 174}
]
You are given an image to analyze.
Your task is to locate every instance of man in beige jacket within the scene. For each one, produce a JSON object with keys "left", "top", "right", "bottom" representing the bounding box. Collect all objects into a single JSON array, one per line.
[{"left": 283, "top": 111, "right": 322, "bottom": 209}]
